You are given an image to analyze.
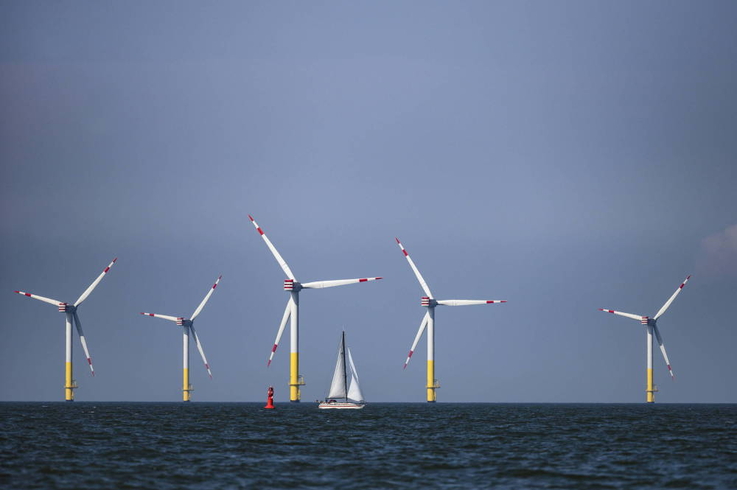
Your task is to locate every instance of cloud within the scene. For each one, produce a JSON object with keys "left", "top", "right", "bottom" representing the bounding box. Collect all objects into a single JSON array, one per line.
[{"left": 697, "top": 224, "right": 737, "bottom": 277}]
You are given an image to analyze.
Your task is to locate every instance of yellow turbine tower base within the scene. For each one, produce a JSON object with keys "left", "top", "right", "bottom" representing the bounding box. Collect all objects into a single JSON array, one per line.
[
  {"left": 646, "top": 368, "right": 656, "bottom": 403},
  {"left": 289, "top": 352, "right": 305, "bottom": 402},
  {"left": 183, "top": 368, "right": 191, "bottom": 402},
  {"left": 64, "top": 362, "right": 76, "bottom": 401},
  {"left": 426, "top": 360, "right": 439, "bottom": 403}
]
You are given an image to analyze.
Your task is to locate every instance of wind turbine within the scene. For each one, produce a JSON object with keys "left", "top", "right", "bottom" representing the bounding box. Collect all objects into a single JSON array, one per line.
[
  {"left": 396, "top": 238, "right": 506, "bottom": 402},
  {"left": 14, "top": 257, "right": 117, "bottom": 401},
  {"left": 248, "top": 215, "right": 382, "bottom": 402},
  {"left": 599, "top": 275, "right": 690, "bottom": 403},
  {"left": 140, "top": 275, "right": 221, "bottom": 402}
]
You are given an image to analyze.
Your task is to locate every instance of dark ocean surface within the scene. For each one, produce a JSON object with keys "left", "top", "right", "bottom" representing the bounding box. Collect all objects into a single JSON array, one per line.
[{"left": 1, "top": 402, "right": 735, "bottom": 489}]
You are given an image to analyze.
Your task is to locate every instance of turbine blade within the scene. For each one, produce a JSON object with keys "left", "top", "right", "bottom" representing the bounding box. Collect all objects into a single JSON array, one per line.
[
  {"left": 73, "top": 312, "right": 95, "bottom": 376},
  {"left": 395, "top": 238, "right": 434, "bottom": 298},
  {"left": 74, "top": 258, "right": 117, "bottom": 307},
  {"left": 191, "top": 275, "right": 222, "bottom": 320},
  {"left": 189, "top": 325, "right": 212, "bottom": 379},
  {"left": 653, "top": 325, "right": 675, "bottom": 379},
  {"left": 14, "top": 290, "right": 64, "bottom": 306},
  {"left": 598, "top": 309, "right": 643, "bottom": 321},
  {"left": 436, "top": 299, "right": 507, "bottom": 306},
  {"left": 248, "top": 215, "right": 296, "bottom": 280},
  {"left": 301, "top": 277, "right": 382, "bottom": 289},
  {"left": 267, "top": 300, "right": 291, "bottom": 367},
  {"left": 140, "top": 312, "right": 181, "bottom": 322},
  {"left": 654, "top": 275, "right": 691, "bottom": 320},
  {"left": 404, "top": 312, "right": 429, "bottom": 369}
]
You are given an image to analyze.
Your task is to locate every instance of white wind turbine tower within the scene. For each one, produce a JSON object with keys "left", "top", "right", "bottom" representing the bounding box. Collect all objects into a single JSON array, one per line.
[
  {"left": 248, "top": 215, "right": 382, "bottom": 403},
  {"left": 599, "top": 275, "right": 690, "bottom": 403},
  {"left": 396, "top": 238, "right": 506, "bottom": 402},
  {"left": 14, "top": 258, "right": 118, "bottom": 401},
  {"left": 140, "top": 276, "right": 221, "bottom": 402}
]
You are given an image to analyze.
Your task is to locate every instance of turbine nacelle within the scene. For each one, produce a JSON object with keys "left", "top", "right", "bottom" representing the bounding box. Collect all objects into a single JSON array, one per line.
[
  {"left": 421, "top": 296, "right": 437, "bottom": 307},
  {"left": 57, "top": 303, "right": 77, "bottom": 313},
  {"left": 641, "top": 316, "right": 656, "bottom": 326},
  {"left": 284, "top": 279, "right": 302, "bottom": 292},
  {"left": 176, "top": 318, "right": 188, "bottom": 327}
]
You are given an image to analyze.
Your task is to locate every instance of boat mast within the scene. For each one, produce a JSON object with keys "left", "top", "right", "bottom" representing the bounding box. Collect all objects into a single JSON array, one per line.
[{"left": 342, "top": 331, "right": 348, "bottom": 403}]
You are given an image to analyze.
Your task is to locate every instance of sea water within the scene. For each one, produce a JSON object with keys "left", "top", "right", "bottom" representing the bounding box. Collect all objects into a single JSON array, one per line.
[{"left": 1, "top": 402, "right": 735, "bottom": 489}]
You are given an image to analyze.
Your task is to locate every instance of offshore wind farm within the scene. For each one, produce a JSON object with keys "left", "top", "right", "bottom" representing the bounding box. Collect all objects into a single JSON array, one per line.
[
  {"left": 8, "top": 227, "right": 690, "bottom": 406},
  {"left": 1, "top": 1, "right": 736, "bottom": 489},
  {"left": 3, "top": 2, "right": 735, "bottom": 407}
]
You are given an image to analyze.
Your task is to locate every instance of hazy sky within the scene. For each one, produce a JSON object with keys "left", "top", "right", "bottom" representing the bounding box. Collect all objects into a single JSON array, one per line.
[{"left": 1, "top": 1, "right": 736, "bottom": 403}]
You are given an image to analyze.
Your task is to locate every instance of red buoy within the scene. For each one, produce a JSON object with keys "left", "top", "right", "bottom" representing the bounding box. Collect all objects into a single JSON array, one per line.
[{"left": 264, "top": 386, "right": 275, "bottom": 409}]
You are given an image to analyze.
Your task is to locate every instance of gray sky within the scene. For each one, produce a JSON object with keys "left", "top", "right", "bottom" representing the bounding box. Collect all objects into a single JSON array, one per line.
[{"left": 1, "top": 1, "right": 736, "bottom": 403}]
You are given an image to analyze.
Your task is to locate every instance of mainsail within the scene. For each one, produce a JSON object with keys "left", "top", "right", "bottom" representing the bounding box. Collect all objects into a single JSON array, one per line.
[{"left": 327, "top": 335, "right": 347, "bottom": 400}]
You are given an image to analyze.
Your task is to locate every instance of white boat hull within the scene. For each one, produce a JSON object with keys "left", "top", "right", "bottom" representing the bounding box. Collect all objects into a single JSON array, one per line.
[{"left": 318, "top": 401, "right": 365, "bottom": 410}]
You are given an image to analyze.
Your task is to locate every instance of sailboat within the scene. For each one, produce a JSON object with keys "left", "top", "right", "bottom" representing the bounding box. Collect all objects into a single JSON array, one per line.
[{"left": 318, "top": 332, "right": 365, "bottom": 409}]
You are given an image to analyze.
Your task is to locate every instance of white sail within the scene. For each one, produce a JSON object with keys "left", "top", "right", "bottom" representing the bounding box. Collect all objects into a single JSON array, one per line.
[
  {"left": 346, "top": 348, "right": 364, "bottom": 403},
  {"left": 327, "top": 337, "right": 347, "bottom": 400}
]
